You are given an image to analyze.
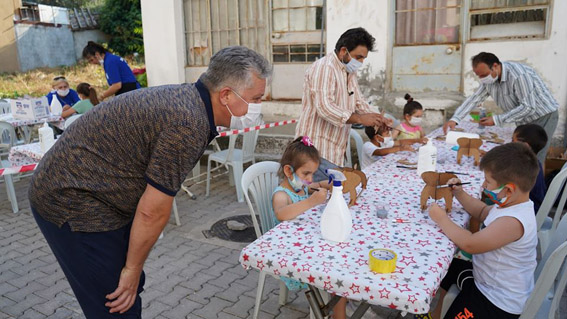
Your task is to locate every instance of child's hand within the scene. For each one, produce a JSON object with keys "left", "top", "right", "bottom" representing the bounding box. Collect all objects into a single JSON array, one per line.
[
  {"left": 400, "top": 145, "right": 414, "bottom": 152},
  {"left": 447, "top": 177, "right": 463, "bottom": 192},
  {"left": 420, "top": 137, "right": 428, "bottom": 144},
  {"left": 309, "top": 188, "right": 328, "bottom": 206},
  {"left": 429, "top": 203, "right": 447, "bottom": 224}
]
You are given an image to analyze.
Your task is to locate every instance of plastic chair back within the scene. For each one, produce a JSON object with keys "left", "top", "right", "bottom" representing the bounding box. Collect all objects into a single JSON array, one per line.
[
  {"left": 64, "top": 114, "right": 82, "bottom": 129},
  {"left": 536, "top": 168, "right": 567, "bottom": 253},
  {"left": 536, "top": 213, "right": 567, "bottom": 279},
  {"left": 520, "top": 241, "right": 567, "bottom": 319},
  {"left": 346, "top": 129, "right": 364, "bottom": 168},
  {"left": 0, "top": 122, "right": 16, "bottom": 160},
  {"left": 241, "top": 161, "right": 280, "bottom": 238},
  {"left": 241, "top": 129, "right": 259, "bottom": 163},
  {"left": 0, "top": 99, "right": 10, "bottom": 114}
]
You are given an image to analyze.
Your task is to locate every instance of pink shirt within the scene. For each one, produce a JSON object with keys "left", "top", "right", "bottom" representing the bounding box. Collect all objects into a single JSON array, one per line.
[{"left": 295, "top": 52, "right": 372, "bottom": 166}]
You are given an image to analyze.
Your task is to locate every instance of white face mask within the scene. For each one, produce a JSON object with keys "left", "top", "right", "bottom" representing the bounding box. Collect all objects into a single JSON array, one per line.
[
  {"left": 344, "top": 50, "right": 362, "bottom": 73},
  {"left": 409, "top": 116, "right": 422, "bottom": 126},
  {"left": 226, "top": 90, "right": 263, "bottom": 130},
  {"left": 98, "top": 59, "right": 104, "bottom": 65},
  {"left": 479, "top": 69, "right": 498, "bottom": 85},
  {"left": 57, "top": 89, "right": 69, "bottom": 97},
  {"left": 380, "top": 136, "right": 394, "bottom": 148}
]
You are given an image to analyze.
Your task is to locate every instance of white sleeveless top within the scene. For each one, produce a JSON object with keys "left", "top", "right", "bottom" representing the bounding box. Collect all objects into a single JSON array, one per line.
[{"left": 473, "top": 201, "right": 537, "bottom": 314}]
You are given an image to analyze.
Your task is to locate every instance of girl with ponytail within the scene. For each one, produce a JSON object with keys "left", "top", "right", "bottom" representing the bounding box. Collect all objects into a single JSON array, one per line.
[{"left": 61, "top": 83, "right": 98, "bottom": 119}]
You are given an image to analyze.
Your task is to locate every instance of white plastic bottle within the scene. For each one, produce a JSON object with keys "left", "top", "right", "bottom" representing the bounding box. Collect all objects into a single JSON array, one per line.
[
  {"left": 417, "top": 139, "right": 437, "bottom": 177},
  {"left": 49, "top": 93, "right": 63, "bottom": 116},
  {"left": 320, "top": 169, "right": 352, "bottom": 243},
  {"left": 39, "top": 122, "right": 55, "bottom": 153}
]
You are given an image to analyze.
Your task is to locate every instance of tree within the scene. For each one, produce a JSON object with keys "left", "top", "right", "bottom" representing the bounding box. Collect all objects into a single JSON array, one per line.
[{"left": 98, "top": 0, "right": 144, "bottom": 56}]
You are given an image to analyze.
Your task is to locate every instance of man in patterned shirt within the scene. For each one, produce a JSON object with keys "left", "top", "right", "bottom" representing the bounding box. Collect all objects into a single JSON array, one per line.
[
  {"left": 295, "top": 27, "right": 391, "bottom": 178},
  {"left": 444, "top": 52, "right": 558, "bottom": 163},
  {"left": 29, "top": 46, "right": 272, "bottom": 318}
]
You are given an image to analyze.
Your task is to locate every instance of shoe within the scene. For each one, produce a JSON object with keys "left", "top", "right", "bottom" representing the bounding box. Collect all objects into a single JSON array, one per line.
[
  {"left": 413, "top": 314, "right": 432, "bottom": 319},
  {"left": 352, "top": 123, "right": 364, "bottom": 129}
]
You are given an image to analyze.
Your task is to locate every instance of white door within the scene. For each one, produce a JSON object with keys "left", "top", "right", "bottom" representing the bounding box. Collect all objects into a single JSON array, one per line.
[{"left": 392, "top": 0, "right": 464, "bottom": 93}]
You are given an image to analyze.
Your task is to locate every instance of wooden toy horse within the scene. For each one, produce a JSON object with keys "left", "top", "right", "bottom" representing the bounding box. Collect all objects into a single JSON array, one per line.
[
  {"left": 457, "top": 137, "right": 483, "bottom": 166},
  {"left": 420, "top": 172, "right": 457, "bottom": 212},
  {"left": 339, "top": 167, "right": 367, "bottom": 206}
]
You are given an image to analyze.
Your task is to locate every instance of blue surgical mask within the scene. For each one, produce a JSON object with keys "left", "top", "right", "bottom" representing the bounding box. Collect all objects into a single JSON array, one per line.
[
  {"left": 482, "top": 185, "right": 509, "bottom": 206},
  {"left": 344, "top": 50, "right": 362, "bottom": 73}
]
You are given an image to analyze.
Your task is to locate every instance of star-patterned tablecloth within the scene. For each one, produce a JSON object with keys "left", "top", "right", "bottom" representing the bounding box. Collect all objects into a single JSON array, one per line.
[
  {"left": 0, "top": 114, "right": 65, "bottom": 130},
  {"left": 239, "top": 120, "right": 515, "bottom": 314},
  {"left": 9, "top": 142, "right": 43, "bottom": 166}
]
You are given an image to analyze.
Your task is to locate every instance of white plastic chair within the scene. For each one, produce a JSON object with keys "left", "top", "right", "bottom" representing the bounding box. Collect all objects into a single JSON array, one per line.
[
  {"left": 241, "top": 161, "right": 288, "bottom": 319},
  {"left": 0, "top": 99, "right": 10, "bottom": 114},
  {"left": 64, "top": 114, "right": 82, "bottom": 129},
  {"left": 345, "top": 129, "right": 364, "bottom": 168},
  {"left": 442, "top": 214, "right": 567, "bottom": 318},
  {"left": 535, "top": 166, "right": 567, "bottom": 254},
  {"left": 0, "top": 122, "right": 19, "bottom": 213},
  {"left": 206, "top": 130, "right": 259, "bottom": 202}
]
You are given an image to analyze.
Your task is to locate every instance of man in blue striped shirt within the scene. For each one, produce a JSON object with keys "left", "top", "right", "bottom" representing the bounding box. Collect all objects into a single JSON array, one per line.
[{"left": 444, "top": 52, "right": 558, "bottom": 163}]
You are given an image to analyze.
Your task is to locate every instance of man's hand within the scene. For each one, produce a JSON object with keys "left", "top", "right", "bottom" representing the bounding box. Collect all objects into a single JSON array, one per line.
[
  {"left": 479, "top": 116, "right": 495, "bottom": 126},
  {"left": 355, "top": 113, "right": 390, "bottom": 127},
  {"left": 105, "top": 266, "right": 142, "bottom": 314},
  {"left": 443, "top": 120, "right": 457, "bottom": 134}
]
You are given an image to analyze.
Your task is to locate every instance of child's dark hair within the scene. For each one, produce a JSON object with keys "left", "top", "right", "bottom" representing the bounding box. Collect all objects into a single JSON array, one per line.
[
  {"left": 278, "top": 137, "right": 320, "bottom": 179},
  {"left": 513, "top": 124, "right": 548, "bottom": 154},
  {"left": 403, "top": 93, "right": 423, "bottom": 116},
  {"left": 364, "top": 124, "right": 389, "bottom": 140},
  {"left": 76, "top": 83, "right": 99, "bottom": 106},
  {"left": 479, "top": 142, "right": 539, "bottom": 192},
  {"left": 82, "top": 41, "right": 107, "bottom": 58}
]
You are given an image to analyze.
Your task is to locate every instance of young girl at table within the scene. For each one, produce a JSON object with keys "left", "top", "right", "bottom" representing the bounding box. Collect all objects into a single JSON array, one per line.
[
  {"left": 62, "top": 83, "right": 99, "bottom": 119},
  {"left": 422, "top": 143, "right": 539, "bottom": 319},
  {"left": 272, "top": 136, "right": 349, "bottom": 318},
  {"left": 361, "top": 124, "right": 416, "bottom": 169},
  {"left": 392, "top": 94, "right": 428, "bottom": 143}
]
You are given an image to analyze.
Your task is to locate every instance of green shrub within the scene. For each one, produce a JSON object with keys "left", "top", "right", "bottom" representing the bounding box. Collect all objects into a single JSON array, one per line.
[{"left": 99, "top": 0, "right": 144, "bottom": 56}]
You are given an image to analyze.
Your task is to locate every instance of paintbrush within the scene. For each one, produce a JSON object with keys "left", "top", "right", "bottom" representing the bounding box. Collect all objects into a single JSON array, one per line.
[
  {"left": 396, "top": 165, "right": 416, "bottom": 170},
  {"left": 436, "top": 182, "right": 471, "bottom": 189}
]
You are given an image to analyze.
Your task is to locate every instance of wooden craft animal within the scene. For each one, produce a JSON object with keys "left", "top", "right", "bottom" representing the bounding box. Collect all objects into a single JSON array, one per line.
[
  {"left": 420, "top": 172, "right": 457, "bottom": 212},
  {"left": 457, "top": 137, "right": 483, "bottom": 166},
  {"left": 339, "top": 167, "right": 367, "bottom": 206}
]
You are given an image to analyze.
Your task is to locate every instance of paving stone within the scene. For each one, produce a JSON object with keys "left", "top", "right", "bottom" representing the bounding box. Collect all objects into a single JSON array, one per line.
[
  {"left": 4, "top": 282, "right": 47, "bottom": 303},
  {"left": 142, "top": 301, "right": 171, "bottom": 319},
  {"left": 32, "top": 292, "right": 75, "bottom": 316},
  {"left": 161, "top": 299, "right": 204, "bottom": 319},
  {"left": 192, "top": 297, "right": 233, "bottom": 318},
  {"left": 7, "top": 270, "right": 47, "bottom": 289},
  {"left": 19, "top": 308, "right": 46, "bottom": 319},
  {"left": 157, "top": 285, "right": 194, "bottom": 307},
  {"left": 2, "top": 293, "right": 47, "bottom": 317},
  {"left": 187, "top": 283, "right": 225, "bottom": 305},
  {"left": 274, "top": 307, "right": 310, "bottom": 319},
  {"left": 223, "top": 294, "right": 256, "bottom": 318}
]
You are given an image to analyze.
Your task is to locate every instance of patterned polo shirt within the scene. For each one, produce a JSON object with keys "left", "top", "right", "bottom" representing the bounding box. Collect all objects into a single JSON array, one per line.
[{"left": 29, "top": 79, "right": 218, "bottom": 232}]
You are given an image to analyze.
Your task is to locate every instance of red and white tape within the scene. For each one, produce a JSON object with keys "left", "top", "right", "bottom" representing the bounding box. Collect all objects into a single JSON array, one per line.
[
  {"left": 217, "top": 119, "right": 297, "bottom": 137},
  {"left": 0, "top": 163, "right": 38, "bottom": 176}
]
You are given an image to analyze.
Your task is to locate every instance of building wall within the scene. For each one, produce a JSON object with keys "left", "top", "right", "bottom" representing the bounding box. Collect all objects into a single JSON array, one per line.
[
  {"left": 14, "top": 23, "right": 76, "bottom": 71},
  {"left": 0, "top": 0, "right": 22, "bottom": 73},
  {"left": 140, "top": 0, "right": 186, "bottom": 86},
  {"left": 72, "top": 29, "right": 110, "bottom": 61}
]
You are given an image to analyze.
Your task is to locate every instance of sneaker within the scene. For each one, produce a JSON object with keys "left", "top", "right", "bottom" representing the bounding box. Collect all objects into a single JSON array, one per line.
[{"left": 413, "top": 314, "right": 432, "bottom": 319}]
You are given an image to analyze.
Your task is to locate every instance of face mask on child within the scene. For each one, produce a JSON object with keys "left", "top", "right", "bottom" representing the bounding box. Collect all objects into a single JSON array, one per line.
[
  {"left": 482, "top": 184, "right": 512, "bottom": 207},
  {"left": 379, "top": 136, "right": 394, "bottom": 148},
  {"left": 409, "top": 116, "right": 422, "bottom": 126},
  {"left": 287, "top": 166, "right": 311, "bottom": 193}
]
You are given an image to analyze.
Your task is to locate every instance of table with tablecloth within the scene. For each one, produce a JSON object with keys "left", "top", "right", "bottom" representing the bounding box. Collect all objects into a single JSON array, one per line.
[
  {"left": 239, "top": 120, "right": 514, "bottom": 315},
  {"left": 9, "top": 142, "right": 43, "bottom": 166}
]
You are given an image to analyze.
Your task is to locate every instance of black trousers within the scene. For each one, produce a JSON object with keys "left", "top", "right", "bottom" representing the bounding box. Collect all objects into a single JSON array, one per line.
[
  {"left": 32, "top": 206, "right": 145, "bottom": 318},
  {"left": 116, "top": 82, "right": 140, "bottom": 96}
]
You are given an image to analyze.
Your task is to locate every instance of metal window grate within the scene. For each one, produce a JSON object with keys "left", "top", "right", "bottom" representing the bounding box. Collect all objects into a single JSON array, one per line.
[{"left": 272, "top": 44, "right": 324, "bottom": 63}]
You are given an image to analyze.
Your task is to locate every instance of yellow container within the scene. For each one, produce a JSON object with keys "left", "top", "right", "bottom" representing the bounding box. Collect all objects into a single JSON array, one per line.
[{"left": 369, "top": 248, "right": 397, "bottom": 273}]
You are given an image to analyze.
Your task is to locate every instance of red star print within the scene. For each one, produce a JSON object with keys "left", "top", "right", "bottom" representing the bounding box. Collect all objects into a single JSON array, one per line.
[
  {"left": 320, "top": 243, "right": 334, "bottom": 251},
  {"left": 242, "top": 254, "right": 249, "bottom": 261},
  {"left": 352, "top": 224, "right": 364, "bottom": 230},
  {"left": 300, "top": 245, "right": 314, "bottom": 254},
  {"left": 278, "top": 258, "right": 288, "bottom": 268},
  {"left": 257, "top": 241, "right": 271, "bottom": 249},
  {"left": 308, "top": 275, "right": 315, "bottom": 283},
  {"left": 429, "top": 265, "right": 439, "bottom": 273},
  {"left": 337, "top": 242, "right": 350, "bottom": 249},
  {"left": 323, "top": 281, "right": 333, "bottom": 290},
  {"left": 364, "top": 286, "right": 370, "bottom": 292},
  {"left": 379, "top": 287, "right": 390, "bottom": 298},
  {"left": 354, "top": 258, "right": 367, "bottom": 266},
  {"left": 302, "top": 263, "right": 312, "bottom": 272},
  {"left": 416, "top": 239, "right": 430, "bottom": 247},
  {"left": 407, "top": 295, "right": 417, "bottom": 304},
  {"left": 257, "top": 260, "right": 264, "bottom": 270},
  {"left": 297, "top": 227, "right": 304, "bottom": 231},
  {"left": 349, "top": 283, "right": 360, "bottom": 294},
  {"left": 418, "top": 276, "right": 425, "bottom": 281},
  {"left": 277, "top": 243, "right": 286, "bottom": 249},
  {"left": 399, "top": 256, "right": 416, "bottom": 266},
  {"left": 273, "top": 269, "right": 280, "bottom": 275},
  {"left": 293, "top": 242, "right": 301, "bottom": 247},
  {"left": 353, "top": 247, "right": 363, "bottom": 253},
  {"left": 394, "top": 283, "right": 411, "bottom": 293},
  {"left": 388, "top": 302, "right": 397, "bottom": 309},
  {"left": 322, "top": 267, "right": 331, "bottom": 274},
  {"left": 396, "top": 242, "right": 410, "bottom": 249},
  {"left": 322, "top": 261, "right": 333, "bottom": 267},
  {"left": 358, "top": 240, "right": 365, "bottom": 245}
]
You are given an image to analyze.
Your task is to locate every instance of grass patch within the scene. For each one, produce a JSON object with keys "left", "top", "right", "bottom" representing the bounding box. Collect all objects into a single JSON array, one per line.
[{"left": 0, "top": 59, "right": 145, "bottom": 99}]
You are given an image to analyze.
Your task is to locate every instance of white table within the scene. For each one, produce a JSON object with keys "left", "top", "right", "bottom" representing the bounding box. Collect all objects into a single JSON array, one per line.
[{"left": 239, "top": 120, "right": 514, "bottom": 315}]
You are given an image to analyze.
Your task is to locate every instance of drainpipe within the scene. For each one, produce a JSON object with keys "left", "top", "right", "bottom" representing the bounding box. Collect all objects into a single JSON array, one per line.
[{"left": 319, "top": 0, "right": 326, "bottom": 58}]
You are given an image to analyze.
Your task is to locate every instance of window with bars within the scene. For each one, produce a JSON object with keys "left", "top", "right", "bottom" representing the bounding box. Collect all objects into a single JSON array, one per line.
[
  {"left": 271, "top": 0, "right": 325, "bottom": 63},
  {"left": 183, "top": 0, "right": 269, "bottom": 66},
  {"left": 394, "top": 0, "right": 462, "bottom": 46},
  {"left": 469, "top": 0, "right": 550, "bottom": 40}
]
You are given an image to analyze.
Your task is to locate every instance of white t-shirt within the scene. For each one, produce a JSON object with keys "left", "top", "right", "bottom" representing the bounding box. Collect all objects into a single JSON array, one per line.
[
  {"left": 361, "top": 141, "right": 393, "bottom": 169},
  {"left": 473, "top": 201, "right": 537, "bottom": 314}
]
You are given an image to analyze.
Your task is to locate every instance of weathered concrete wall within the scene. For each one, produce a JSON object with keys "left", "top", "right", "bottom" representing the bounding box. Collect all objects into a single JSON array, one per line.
[
  {"left": 14, "top": 23, "right": 76, "bottom": 71},
  {"left": 0, "top": 0, "right": 22, "bottom": 73},
  {"left": 72, "top": 29, "right": 110, "bottom": 61},
  {"left": 140, "top": 0, "right": 186, "bottom": 86}
]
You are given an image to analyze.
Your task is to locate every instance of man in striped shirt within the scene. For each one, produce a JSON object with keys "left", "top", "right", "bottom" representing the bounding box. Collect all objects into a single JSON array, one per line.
[
  {"left": 296, "top": 28, "right": 390, "bottom": 177},
  {"left": 444, "top": 52, "right": 558, "bottom": 163}
]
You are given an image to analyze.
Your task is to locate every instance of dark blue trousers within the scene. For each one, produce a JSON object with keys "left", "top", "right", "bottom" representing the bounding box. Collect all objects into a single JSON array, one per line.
[{"left": 32, "top": 206, "right": 145, "bottom": 318}]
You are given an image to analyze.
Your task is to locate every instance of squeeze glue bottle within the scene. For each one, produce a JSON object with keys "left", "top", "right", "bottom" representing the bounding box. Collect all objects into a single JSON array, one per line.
[
  {"left": 417, "top": 139, "right": 437, "bottom": 177},
  {"left": 320, "top": 169, "right": 352, "bottom": 243},
  {"left": 49, "top": 93, "right": 63, "bottom": 116},
  {"left": 39, "top": 121, "right": 55, "bottom": 153}
]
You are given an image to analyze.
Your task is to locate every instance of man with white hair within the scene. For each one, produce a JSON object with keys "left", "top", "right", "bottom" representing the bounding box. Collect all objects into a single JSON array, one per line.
[{"left": 29, "top": 46, "right": 272, "bottom": 318}]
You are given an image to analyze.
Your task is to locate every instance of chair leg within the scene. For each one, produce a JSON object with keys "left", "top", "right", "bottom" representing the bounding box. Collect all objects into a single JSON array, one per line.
[
  {"left": 278, "top": 280, "right": 288, "bottom": 306},
  {"left": 228, "top": 166, "right": 235, "bottom": 186},
  {"left": 192, "top": 163, "right": 201, "bottom": 182},
  {"left": 4, "top": 175, "right": 18, "bottom": 213},
  {"left": 253, "top": 271, "right": 267, "bottom": 319},
  {"left": 206, "top": 159, "right": 212, "bottom": 197},
  {"left": 172, "top": 198, "right": 181, "bottom": 226},
  {"left": 233, "top": 164, "right": 244, "bottom": 202}
]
